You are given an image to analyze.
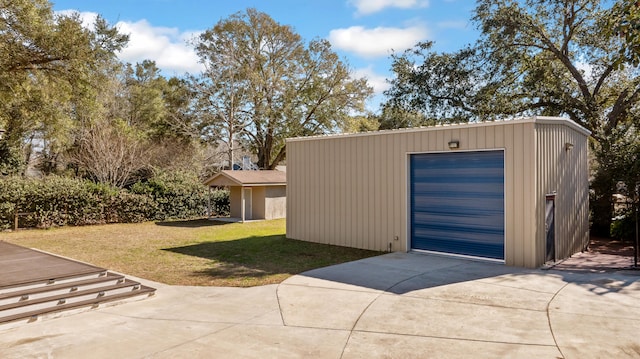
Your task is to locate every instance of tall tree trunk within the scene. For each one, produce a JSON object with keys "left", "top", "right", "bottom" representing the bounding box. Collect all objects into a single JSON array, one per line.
[
  {"left": 227, "top": 129, "right": 234, "bottom": 170},
  {"left": 257, "top": 146, "right": 267, "bottom": 169},
  {"left": 268, "top": 147, "right": 286, "bottom": 170},
  {"left": 258, "top": 132, "right": 273, "bottom": 170}
]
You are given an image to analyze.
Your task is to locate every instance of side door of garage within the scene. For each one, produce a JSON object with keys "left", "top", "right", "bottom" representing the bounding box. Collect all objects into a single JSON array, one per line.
[{"left": 410, "top": 150, "right": 505, "bottom": 260}]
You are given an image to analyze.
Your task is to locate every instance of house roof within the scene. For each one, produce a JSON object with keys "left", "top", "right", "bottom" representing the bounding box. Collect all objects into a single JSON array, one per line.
[{"left": 204, "top": 170, "right": 287, "bottom": 187}]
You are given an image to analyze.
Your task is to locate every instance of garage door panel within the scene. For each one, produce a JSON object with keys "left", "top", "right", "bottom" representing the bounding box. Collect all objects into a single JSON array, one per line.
[
  {"left": 412, "top": 174, "right": 504, "bottom": 185},
  {"left": 410, "top": 151, "right": 505, "bottom": 260},
  {"left": 413, "top": 200, "right": 505, "bottom": 214},
  {"left": 413, "top": 223, "right": 504, "bottom": 241},
  {"left": 414, "top": 184, "right": 503, "bottom": 201},
  {"left": 412, "top": 188, "right": 504, "bottom": 200},
  {"left": 412, "top": 237, "right": 504, "bottom": 260}
]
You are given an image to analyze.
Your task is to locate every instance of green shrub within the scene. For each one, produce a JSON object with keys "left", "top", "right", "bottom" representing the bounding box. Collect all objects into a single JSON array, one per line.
[
  {"left": 0, "top": 171, "right": 226, "bottom": 230},
  {"left": 611, "top": 210, "right": 637, "bottom": 242},
  {"left": 0, "top": 177, "right": 20, "bottom": 230},
  {"left": 109, "top": 191, "right": 159, "bottom": 223},
  {"left": 209, "top": 188, "right": 230, "bottom": 217},
  {"left": 0, "top": 176, "right": 90, "bottom": 229},
  {"left": 130, "top": 170, "right": 229, "bottom": 219}
]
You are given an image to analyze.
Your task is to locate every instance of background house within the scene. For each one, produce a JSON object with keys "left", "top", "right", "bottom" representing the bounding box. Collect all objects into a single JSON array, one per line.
[
  {"left": 286, "top": 117, "right": 590, "bottom": 268},
  {"left": 204, "top": 170, "right": 286, "bottom": 222}
]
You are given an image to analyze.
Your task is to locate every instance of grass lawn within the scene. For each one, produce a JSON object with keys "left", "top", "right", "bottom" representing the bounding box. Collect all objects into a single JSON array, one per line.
[{"left": 0, "top": 219, "right": 381, "bottom": 287}]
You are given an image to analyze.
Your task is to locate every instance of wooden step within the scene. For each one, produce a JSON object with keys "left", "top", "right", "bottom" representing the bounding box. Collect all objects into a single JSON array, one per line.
[
  {"left": 0, "top": 279, "right": 145, "bottom": 316},
  {"left": 0, "top": 285, "right": 155, "bottom": 325},
  {"left": 0, "top": 270, "right": 108, "bottom": 296},
  {"left": 0, "top": 272, "right": 125, "bottom": 306},
  {"left": 0, "top": 279, "right": 155, "bottom": 323}
]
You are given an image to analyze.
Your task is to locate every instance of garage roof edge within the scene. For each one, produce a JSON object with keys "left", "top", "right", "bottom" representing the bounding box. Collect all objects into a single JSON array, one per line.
[{"left": 286, "top": 116, "right": 591, "bottom": 142}]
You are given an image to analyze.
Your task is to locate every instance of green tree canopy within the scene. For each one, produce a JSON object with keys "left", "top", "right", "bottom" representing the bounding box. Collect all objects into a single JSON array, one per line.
[
  {"left": 610, "top": 0, "right": 640, "bottom": 67},
  {"left": 0, "top": 0, "right": 128, "bottom": 174},
  {"left": 67, "top": 60, "right": 203, "bottom": 186},
  {"left": 192, "top": 8, "right": 373, "bottom": 169}
]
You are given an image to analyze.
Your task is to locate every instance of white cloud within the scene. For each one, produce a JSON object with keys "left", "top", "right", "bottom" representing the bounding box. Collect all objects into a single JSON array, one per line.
[
  {"left": 352, "top": 66, "right": 390, "bottom": 95},
  {"left": 115, "top": 20, "right": 204, "bottom": 74},
  {"left": 329, "top": 25, "right": 429, "bottom": 58},
  {"left": 55, "top": 10, "right": 204, "bottom": 75},
  {"left": 350, "top": 0, "right": 429, "bottom": 15},
  {"left": 56, "top": 10, "right": 99, "bottom": 28}
]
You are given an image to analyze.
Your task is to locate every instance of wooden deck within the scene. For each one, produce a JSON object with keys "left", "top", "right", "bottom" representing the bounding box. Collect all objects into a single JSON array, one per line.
[
  {"left": 0, "top": 241, "right": 105, "bottom": 288},
  {"left": 0, "top": 241, "right": 155, "bottom": 326}
]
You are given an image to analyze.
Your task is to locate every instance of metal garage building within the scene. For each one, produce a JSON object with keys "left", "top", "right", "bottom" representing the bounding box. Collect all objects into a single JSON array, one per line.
[{"left": 286, "top": 117, "right": 590, "bottom": 268}]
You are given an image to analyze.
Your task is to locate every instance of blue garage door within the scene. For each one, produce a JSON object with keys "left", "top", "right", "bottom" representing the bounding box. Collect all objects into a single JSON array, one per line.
[{"left": 410, "top": 151, "right": 504, "bottom": 260}]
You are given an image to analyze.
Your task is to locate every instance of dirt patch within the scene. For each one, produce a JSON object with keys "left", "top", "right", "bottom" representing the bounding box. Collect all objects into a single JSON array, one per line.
[
  {"left": 588, "top": 236, "right": 636, "bottom": 256},
  {"left": 550, "top": 236, "right": 638, "bottom": 272}
]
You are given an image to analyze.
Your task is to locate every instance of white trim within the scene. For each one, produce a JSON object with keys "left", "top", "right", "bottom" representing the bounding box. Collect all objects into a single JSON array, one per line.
[
  {"left": 241, "top": 188, "right": 245, "bottom": 222},
  {"left": 243, "top": 188, "right": 253, "bottom": 221}
]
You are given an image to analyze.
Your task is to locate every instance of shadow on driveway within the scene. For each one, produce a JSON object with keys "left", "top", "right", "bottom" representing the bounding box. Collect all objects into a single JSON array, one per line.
[{"left": 294, "top": 251, "right": 640, "bottom": 296}]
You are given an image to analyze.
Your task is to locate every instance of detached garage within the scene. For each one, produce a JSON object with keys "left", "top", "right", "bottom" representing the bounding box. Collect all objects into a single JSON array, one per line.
[{"left": 286, "top": 116, "right": 590, "bottom": 268}]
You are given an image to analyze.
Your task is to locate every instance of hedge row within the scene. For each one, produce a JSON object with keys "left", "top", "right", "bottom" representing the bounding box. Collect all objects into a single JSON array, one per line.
[{"left": 0, "top": 173, "right": 229, "bottom": 230}]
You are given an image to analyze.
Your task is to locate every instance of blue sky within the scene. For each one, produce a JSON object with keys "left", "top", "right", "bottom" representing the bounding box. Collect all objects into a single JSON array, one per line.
[{"left": 51, "top": 0, "right": 480, "bottom": 110}]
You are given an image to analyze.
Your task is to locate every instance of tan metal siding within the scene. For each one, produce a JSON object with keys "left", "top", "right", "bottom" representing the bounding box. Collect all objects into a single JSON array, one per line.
[
  {"left": 287, "top": 118, "right": 588, "bottom": 268},
  {"left": 504, "top": 125, "right": 515, "bottom": 264},
  {"left": 535, "top": 124, "right": 589, "bottom": 263},
  {"left": 523, "top": 123, "right": 536, "bottom": 267}
]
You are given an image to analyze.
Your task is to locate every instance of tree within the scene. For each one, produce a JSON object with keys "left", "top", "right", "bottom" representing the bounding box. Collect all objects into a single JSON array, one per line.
[
  {"left": 376, "top": 102, "right": 435, "bottom": 130},
  {"left": 70, "top": 118, "right": 151, "bottom": 188},
  {"left": 385, "top": 0, "right": 640, "bottom": 236},
  {"left": 124, "top": 60, "right": 172, "bottom": 137},
  {"left": 191, "top": 26, "right": 252, "bottom": 169},
  {"left": 0, "top": 0, "right": 128, "bottom": 174},
  {"left": 385, "top": 43, "right": 492, "bottom": 123},
  {"left": 341, "top": 114, "right": 380, "bottom": 133},
  {"left": 68, "top": 60, "right": 205, "bottom": 183},
  {"left": 193, "top": 9, "right": 373, "bottom": 169},
  {"left": 610, "top": 1, "right": 640, "bottom": 67},
  {"left": 120, "top": 61, "right": 204, "bottom": 174}
]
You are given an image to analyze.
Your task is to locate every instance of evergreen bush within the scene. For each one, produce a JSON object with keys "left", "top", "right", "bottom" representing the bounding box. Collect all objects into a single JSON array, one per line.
[{"left": 0, "top": 172, "right": 229, "bottom": 230}]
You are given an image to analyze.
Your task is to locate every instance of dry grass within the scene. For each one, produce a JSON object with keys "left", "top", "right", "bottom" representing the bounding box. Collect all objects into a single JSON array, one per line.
[{"left": 0, "top": 219, "right": 381, "bottom": 287}]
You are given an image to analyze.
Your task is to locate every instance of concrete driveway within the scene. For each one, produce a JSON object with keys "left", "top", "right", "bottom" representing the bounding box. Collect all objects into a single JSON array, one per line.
[{"left": 0, "top": 252, "right": 639, "bottom": 358}]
